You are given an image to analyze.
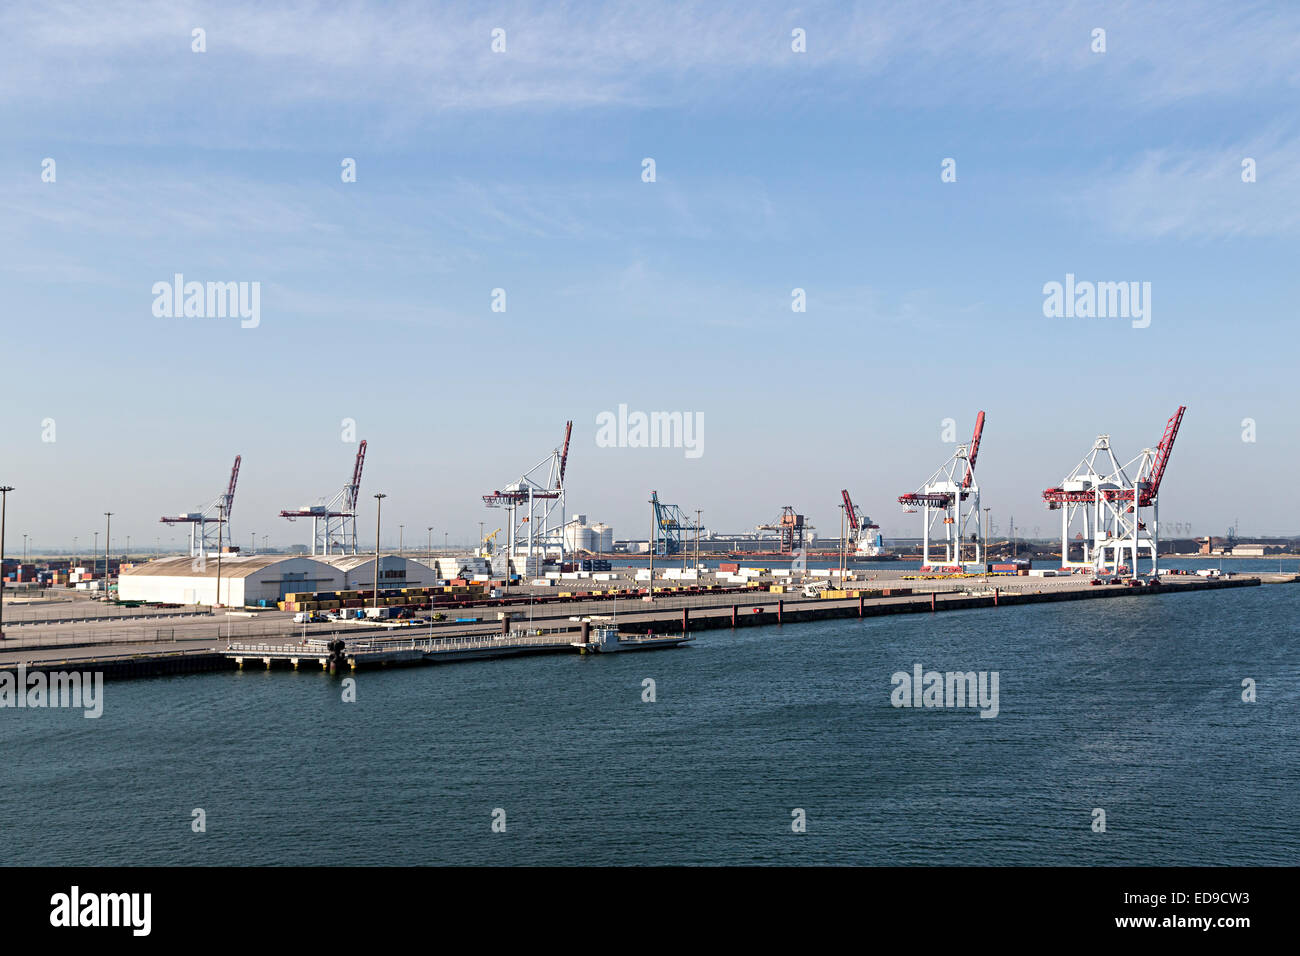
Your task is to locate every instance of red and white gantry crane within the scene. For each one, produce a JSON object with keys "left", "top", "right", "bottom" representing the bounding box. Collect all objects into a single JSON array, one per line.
[
  {"left": 898, "top": 411, "right": 986, "bottom": 570},
  {"left": 160, "top": 455, "right": 241, "bottom": 558},
  {"left": 279, "top": 440, "right": 367, "bottom": 555},
  {"left": 1043, "top": 405, "right": 1185, "bottom": 578},
  {"left": 483, "top": 421, "right": 572, "bottom": 574}
]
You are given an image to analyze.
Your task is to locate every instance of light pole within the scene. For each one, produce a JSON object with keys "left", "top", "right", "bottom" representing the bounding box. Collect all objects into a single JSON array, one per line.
[
  {"left": 214, "top": 505, "right": 224, "bottom": 607},
  {"left": 262, "top": 535, "right": 268, "bottom": 554},
  {"left": 74, "top": 535, "right": 78, "bottom": 566},
  {"left": 250, "top": 532, "right": 256, "bottom": 555},
  {"left": 839, "top": 504, "right": 847, "bottom": 582},
  {"left": 104, "top": 512, "right": 113, "bottom": 601},
  {"left": 0, "top": 486, "right": 13, "bottom": 639},
  {"left": 373, "top": 493, "right": 387, "bottom": 611},
  {"left": 427, "top": 527, "right": 433, "bottom": 562},
  {"left": 23, "top": 533, "right": 28, "bottom": 563},
  {"left": 443, "top": 531, "right": 448, "bottom": 552},
  {"left": 695, "top": 509, "right": 702, "bottom": 572},
  {"left": 647, "top": 493, "right": 655, "bottom": 603},
  {"left": 983, "top": 507, "right": 991, "bottom": 583},
  {"left": 93, "top": 531, "right": 99, "bottom": 574},
  {"left": 399, "top": 524, "right": 404, "bottom": 556}
]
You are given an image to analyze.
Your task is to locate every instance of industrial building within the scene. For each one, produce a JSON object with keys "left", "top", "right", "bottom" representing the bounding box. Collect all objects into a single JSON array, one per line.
[
  {"left": 562, "top": 515, "right": 614, "bottom": 553},
  {"left": 117, "top": 555, "right": 345, "bottom": 607},
  {"left": 317, "top": 554, "right": 438, "bottom": 590},
  {"left": 117, "top": 554, "right": 442, "bottom": 607}
]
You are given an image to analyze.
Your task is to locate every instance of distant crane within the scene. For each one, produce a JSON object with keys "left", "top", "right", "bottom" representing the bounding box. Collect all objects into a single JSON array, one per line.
[
  {"left": 756, "top": 506, "right": 809, "bottom": 554},
  {"left": 1043, "top": 405, "right": 1185, "bottom": 578},
  {"left": 160, "top": 455, "right": 241, "bottom": 558},
  {"left": 279, "top": 440, "right": 367, "bottom": 555},
  {"left": 841, "top": 489, "right": 883, "bottom": 556},
  {"left": 899, "top": 411, "right": 986, "bottom": 569},
  {"left": 483, "top": 421, "right": 572, "bottom": 574},
  {"left": 649, "top": 490, "right": 702, "bottom": 556}
]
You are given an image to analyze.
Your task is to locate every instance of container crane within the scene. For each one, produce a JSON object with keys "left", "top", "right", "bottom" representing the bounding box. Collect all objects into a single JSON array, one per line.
[
  {"left": 483, "top": 421, "right": 572, "bottom": 574},
  {"left": 1042, "top": 405, "right": 1185, "bottom": 578},
  {"left": 649, "top": 491, "right": 702, "bottom": 556},
  {"left": 279, "top": 441, "right": 367, "bottom": 555},
  {"left": 160, "top": 455, "right": 241, "bottom": 558},
  {"left": 898, "top": 411, "right": 985, "bottom": 569},
  {"left": 841, "top": 489, "right": 884, "bottom": 557},
  {"left": 756, "top": 506, "right": 809, "bottom": 554}
]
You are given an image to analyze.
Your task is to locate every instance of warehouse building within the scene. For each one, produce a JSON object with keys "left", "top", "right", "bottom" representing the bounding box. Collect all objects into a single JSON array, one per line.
[
  {"left": 117, "top": 555, "right": 345, "bottom": 607},
  {"left": 318, "top": 555, "right": 439, "bottom": 591}
]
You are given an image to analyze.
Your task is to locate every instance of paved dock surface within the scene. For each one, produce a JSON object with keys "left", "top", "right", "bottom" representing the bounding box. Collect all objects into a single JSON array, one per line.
[{"left": 0, "top": 571, "right": 1262, "bottom": 676}]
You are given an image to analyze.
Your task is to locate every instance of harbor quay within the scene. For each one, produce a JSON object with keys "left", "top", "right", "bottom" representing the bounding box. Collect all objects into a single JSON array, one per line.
[{"left": 0, "top": 569, "right": 1269, "bottom": 680}]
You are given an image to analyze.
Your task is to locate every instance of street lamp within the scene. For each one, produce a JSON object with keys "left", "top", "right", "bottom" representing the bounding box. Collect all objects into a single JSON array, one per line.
[
  {"left": 373, "top": 493, "right": 387, "bottom": 611},
  {"left": 0, "top": 486, "right": 13, "bottom": 639},
  {"left": 104, "top": 512, "right": 113, "bottom": 601},
  {"left": 983, "top": 507, "right": 991, "bottom": 583}
]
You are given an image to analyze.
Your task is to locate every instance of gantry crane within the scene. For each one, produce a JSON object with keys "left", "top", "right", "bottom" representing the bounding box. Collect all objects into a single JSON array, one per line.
[
  {"left": 899, "top": 411, "right": 986, "bottom": 569},
  {"left": 649, "top": 490, "right": 702, "bottom": 556},
  {"left": 756, "top": 506, "right": 810, "bottom": 554},
  {"left": 483, "top": 421, "right": 572, "bottom": 573},
  {"left": 160, "top": 455, "right": 241, "bottom": 558},
  {"left": 279, "top": 440, "right": 367, "bottom": 555},
  {"left": 1043, "top": 406, "right": 1185, "bottom": 578},
  {"left": 841, "top": 489, "right": 883, "bottom": 556}
]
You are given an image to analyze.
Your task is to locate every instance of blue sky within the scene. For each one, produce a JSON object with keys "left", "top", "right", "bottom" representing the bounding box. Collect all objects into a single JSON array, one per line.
[{"left": 1, "top": 0, "right": 1297, "bottom": 551}]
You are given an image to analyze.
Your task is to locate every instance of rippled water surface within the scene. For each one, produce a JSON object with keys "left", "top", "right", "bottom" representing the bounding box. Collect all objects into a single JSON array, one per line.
[{"left": 3, "top": 582, "right": 1296, "bottom": 865}]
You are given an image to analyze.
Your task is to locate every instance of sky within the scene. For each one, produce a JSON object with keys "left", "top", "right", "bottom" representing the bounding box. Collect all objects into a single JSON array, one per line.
[{"left": 1, "top": 0, "right": 1297, "bottom": 553}]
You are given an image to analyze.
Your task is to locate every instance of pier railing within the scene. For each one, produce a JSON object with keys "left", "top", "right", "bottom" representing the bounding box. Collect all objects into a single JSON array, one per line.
[{"left": 226, "top": 632, "right": 575, "bottom": 657}]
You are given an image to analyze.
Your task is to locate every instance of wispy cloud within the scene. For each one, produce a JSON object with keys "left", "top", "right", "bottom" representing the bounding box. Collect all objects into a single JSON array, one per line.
[
  {"left": 1071, "top": 128, "right": 1300, "bottom": 240},
  {"left": 3, "top": 1, "right": 1298, "bottom": 149}
]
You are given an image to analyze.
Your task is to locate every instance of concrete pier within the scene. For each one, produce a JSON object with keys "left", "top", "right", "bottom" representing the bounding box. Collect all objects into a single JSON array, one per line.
[{"left": 0, "top": 573, "right": 1264, "bottom": 681}]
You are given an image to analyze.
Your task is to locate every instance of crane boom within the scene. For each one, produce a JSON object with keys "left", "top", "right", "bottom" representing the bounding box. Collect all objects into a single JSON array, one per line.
[
  {"left": 348, "top": 440, "right": 368, "bottom": 509},
  {"left": 962, "top": 411, "right": 985, "bottom": 488},
  {"left": 841, "top": 489, "right": 860, "bottom": 533},
  {"left": 558, "top": 421, "right": 573, "bottom": 488},
  {"left": 1141, "top": 405, "right": 1185, "bottom": 505},
  {"left": 225, "top": 455, "right": 241, "bottom": 518}
]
